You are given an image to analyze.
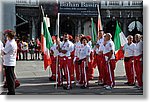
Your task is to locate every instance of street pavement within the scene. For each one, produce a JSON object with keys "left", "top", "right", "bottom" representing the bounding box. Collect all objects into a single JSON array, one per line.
[{"left": 1, "top": 60, "right": 143, "bottom": 95}]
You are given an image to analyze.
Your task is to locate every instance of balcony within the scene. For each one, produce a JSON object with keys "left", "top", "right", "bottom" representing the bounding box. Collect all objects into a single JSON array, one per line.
[{"left": 100, "top": 0, "right": 142, "bottom": 9}]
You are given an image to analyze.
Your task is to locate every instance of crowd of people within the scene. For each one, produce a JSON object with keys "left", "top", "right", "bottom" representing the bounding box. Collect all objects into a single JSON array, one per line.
[
  {"left": 0, "top": 29, "right": 143, "bottom": 95},
  {"left": 49, "top": 30, "right": 143, "bottom": 90},
  {"left": 15, "top": 38, "right": 42, "bottom": 61}
]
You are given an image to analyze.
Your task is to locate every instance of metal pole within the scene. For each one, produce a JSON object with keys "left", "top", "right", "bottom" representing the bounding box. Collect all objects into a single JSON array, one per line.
[{"left": 55, "top": 13, "right": 60, "bottom": 89}]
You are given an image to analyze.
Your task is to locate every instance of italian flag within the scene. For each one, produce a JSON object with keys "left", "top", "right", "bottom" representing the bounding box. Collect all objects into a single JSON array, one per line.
[
  {"left": 91, "top": 18, "right": 97, "bottom": 47},
  {"left": 114, "top": 21, "right": 127, "bottom": 61},
  {"left": 41, "top": 17, "right": 53, "bottom": 70}
]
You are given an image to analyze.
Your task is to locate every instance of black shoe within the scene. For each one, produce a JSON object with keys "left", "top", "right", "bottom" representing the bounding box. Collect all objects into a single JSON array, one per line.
[
  {"left": 49, "top": 77, "right": 55, "bottom": 81},
  {"left": 80, "top": 85, "right": 88, "bottom": 89},
  {"left": 54, "top": 84, "right": 63, "bottom": 87},
  {"left": 7, "top": 92, "right": 15, "bottom": 95},
  {"left": 98, "top": 83, "right": 106, "bottom": 86},
  {"left": 124, "top": 82, "right": 129, "bottom": 85},
  {"left": 128, "top": 83, "right": 135, "bottom": 86},
  {"left": 63, "top": 86, "right": 72, "bottom": 90},
  {"left": 3, "top": 84, "right": 7, "bottom": 88}
]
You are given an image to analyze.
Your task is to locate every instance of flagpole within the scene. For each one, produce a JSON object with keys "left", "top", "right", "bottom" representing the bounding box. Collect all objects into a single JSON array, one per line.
[
  {"left": 41, "top": 5, "right": 45, "bottom": 17},
  {"left": 97, "top": 4, "right": 100, "bottom": 34},
  {"left": 55, "top": 13, "right": 60, "bottom": 89},
  {"left": 41, "top": 5, "right": 45, "bottom": 70}
]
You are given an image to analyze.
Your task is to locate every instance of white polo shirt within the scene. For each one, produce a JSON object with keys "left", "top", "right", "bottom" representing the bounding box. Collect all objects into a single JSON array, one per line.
[
  {"left": 88, "top": 41, "right": 92, "bottom": 48},
  {"left": 97, "top": 37, "right": 104, "bottom": 46},
  {"left": 59, "top": 40, "right": 74, "bottom": 57},
  {"left": 74, "top": 41, "right": 81, "bottom": 58},
  {"left": 50, "top": 43, "right": 60, "bottom": 57},
  {"left": 100, "top": 40, "right": 115, "bottom": 59},
  {"left": 95, "top": 37, "right": 104, "bottom": 54},
  {"left": 79, "top": 44, "right": 91, "bottom": 61},
  {"left": 3, "top": 39, "right": 17, "bottom": 66},
  {"left": 134, "top": 41, "right": 143, "bottom": 56},
  {"left": 123, "top": 43, "right": 135, "bottom": 57}
]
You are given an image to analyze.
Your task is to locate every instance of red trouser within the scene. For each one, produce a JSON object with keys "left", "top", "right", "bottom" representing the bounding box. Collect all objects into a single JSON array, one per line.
[
  {"left": 74, "top": 58, "right": 81, "bottom": 82},
  {"left": 58, "top": 56, "right": 72, "bottom": 87},
  {"left": 124, "top": 57, "right": 135, "bottom": 84},
  {"left": 96, "top": 54, "right": 105, "bottom": 82},
  {"left": 87, "top": 52, "right": 94, "bottom": 80},
  {"left": 104, "top": 59, "right": 116, "bottom": 87},
  {"left": 134, "top": 55, "right": 143, "bottom": 87},
  {"left": 50, "top": 56, "right": 56, "bottom": 80},
  {"left": 92, "top": 53, "right": 97, "bottom": 69},
  {"left": 80, "top": 59, "right": 89, "bottom": 87}
]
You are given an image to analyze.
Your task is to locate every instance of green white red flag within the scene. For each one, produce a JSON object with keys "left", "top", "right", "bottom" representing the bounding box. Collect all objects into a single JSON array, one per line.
[
  {"left": 41, "top": 17, "right": 53, "bottom": 70},
  {"left": 114, "top": 21, "right": 127, "bottom": 61}
]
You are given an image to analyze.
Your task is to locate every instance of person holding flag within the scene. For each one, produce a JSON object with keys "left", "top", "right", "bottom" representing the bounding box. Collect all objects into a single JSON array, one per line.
[
  {"left": 57, "top": 33, "right": 74, "bottom": 90},
  {"left": 49, "top": 36, "right": 58, "bottom": 81}
]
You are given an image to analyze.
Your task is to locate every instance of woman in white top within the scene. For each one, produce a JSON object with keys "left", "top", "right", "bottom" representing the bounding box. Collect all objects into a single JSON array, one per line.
[
  {"left": 79, "top": 37, "right": 91, "bottom": 89},
  {"left": 2, "top": 30, "right": 17, "bottom": 95}
]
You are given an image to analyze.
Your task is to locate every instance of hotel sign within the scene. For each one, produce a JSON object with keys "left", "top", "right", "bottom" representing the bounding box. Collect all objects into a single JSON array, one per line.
[{"left": 58, "top": 1, "right": 100, "bottom": 15}]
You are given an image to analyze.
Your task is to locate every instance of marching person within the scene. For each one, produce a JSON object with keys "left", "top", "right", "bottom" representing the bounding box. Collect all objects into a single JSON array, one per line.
[
  {"left": 134, "top": 34, "right": 143, "bottom": 90},
  {"left": 79, "top": 36, "right": 91, "bottom": 89},
  {"left": 123, "top": 35, "right": 135, "bottom": 86},
  {"left": 100, "top": 33, "right": 116, "bottom": 90},
  {"left": 57, "top": 33, "right": 74, "bottom": 90},
  {"left": 2, "top": 30, "right": 17, "bottom": 95}
]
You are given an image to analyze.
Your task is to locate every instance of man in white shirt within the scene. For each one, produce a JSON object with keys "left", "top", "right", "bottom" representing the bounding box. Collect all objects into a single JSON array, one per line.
[
  {"left": 134, "top": 34, "right": 143, "bottom": 90},
  {"left": 49, "top": 36, "right": 58, "bottom": 81},
  {"left": 57, "top": 33, "right": 74, "bottom": 90},
  {"left": 123, "top": 35, "right": 135, "bottom": 86},
  {"left": 94, "top": 30, "right": 105, "bottom": 85},
  {"left": 2, "top": 30, "right": 17, "bottom": 95},
  {"left": 100, "top": 33, "right": 116, "bottom": 90}
]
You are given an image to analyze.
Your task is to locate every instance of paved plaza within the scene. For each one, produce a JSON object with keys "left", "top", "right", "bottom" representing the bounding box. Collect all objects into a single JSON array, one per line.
[{"left": 1, "top": 60, "right": 143, "bottom": 95}]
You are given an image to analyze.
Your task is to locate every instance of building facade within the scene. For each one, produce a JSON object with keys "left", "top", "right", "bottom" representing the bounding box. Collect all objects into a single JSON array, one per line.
[{"left": 11, "top": 0, "right": 143, "bottom": 41}]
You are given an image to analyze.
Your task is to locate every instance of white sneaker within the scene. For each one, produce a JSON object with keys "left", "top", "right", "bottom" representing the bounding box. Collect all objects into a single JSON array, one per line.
[
  {"left": 105, "top": 86, "right": 112, "bottom": 90},
  {"left": 76, "top": 83, "right": 82, "bottom": 87},
  {"left": 103, "top": 85, "right": 108, "bottom": 88}
]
